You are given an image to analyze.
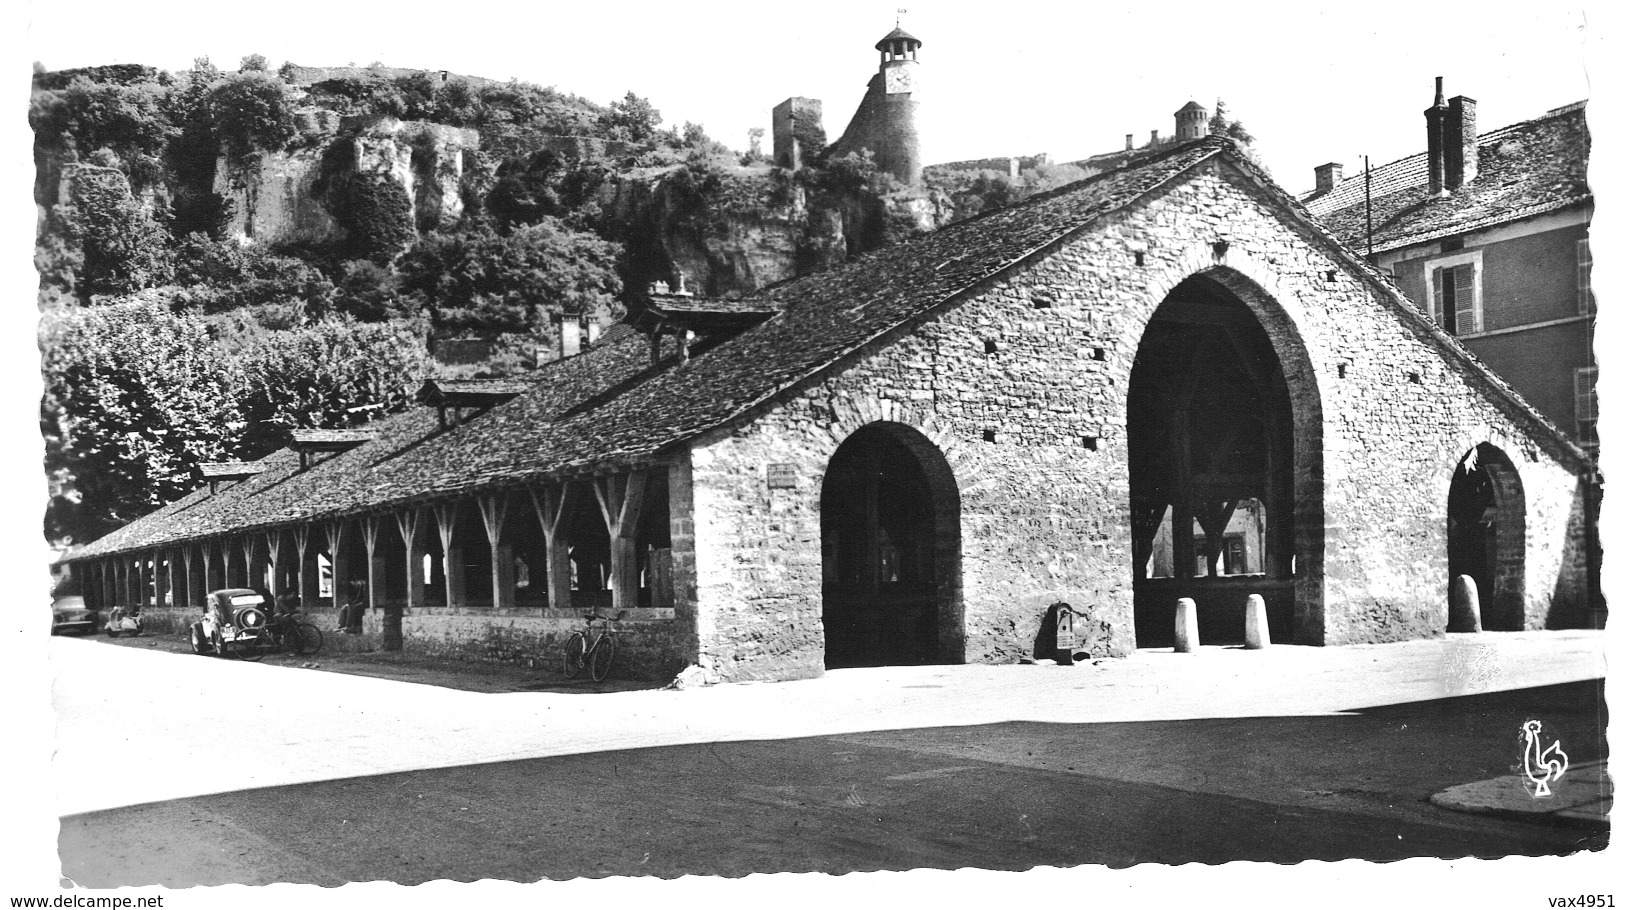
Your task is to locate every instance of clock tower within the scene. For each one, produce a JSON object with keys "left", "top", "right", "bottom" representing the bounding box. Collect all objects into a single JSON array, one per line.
[{"left": 825, "top": 25, "right": 924, "bottom": 185}]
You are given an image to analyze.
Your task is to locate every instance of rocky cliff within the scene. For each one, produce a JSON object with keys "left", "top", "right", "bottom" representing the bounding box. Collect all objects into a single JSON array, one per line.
[{"left": 213, "top": 115, "right": 479, "bottom": 251}]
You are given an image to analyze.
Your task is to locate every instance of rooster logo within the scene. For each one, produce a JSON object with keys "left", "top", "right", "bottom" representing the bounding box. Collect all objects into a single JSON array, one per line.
[{"left": 1520, "top": 720, "right": 1569, "bottom": 798}]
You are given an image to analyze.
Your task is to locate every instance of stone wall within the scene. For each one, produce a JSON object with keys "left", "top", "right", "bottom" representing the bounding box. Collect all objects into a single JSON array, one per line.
[{"left": 684, "top": 158, "right": 1589, "bottom": 681}]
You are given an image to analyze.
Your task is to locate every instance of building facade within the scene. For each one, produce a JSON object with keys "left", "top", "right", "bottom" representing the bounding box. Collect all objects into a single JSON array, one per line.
[
  {"left": 1302, "top": 81, "right": 1594, "bottom": 452},
  {"left": 63, "top": 139, "right": 1593, "bottom": 683}
]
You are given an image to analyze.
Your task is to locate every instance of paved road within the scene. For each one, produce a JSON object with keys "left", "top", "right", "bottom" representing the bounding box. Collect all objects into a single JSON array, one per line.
[
  {"left": 47, "top": 632, "right": 1608, "bottom": 884},
  {"left": 62, "top": 681, "right": 1606, "bottom": 885},
  {"left": 48, "top": 631, "right": 1607, "bottom": 816}
]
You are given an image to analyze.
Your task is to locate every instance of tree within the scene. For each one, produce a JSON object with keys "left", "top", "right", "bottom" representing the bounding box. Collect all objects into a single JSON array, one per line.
[
  {"left": 218, "top": 316, "right": 432, "bottom": 457},
  {"left": 239, "top": 53, "right": 270, "bottom": 73},
  {"left": 60, "top": 164, "right": 173, "bottom": 301},
  {"left": 207, "top": 71, "right": 296, "bottom": 161},
  {"left": 604, "top": 91, "right": 662, "bottom": 144},
  {"left": 40, "top": 300, "right": 246, "bottom": 541},
  {"left": 398, "top": 218, "right": 623, "bottom": 336}
]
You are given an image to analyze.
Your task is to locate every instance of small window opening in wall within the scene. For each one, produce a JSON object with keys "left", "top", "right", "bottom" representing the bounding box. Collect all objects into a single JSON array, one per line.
[
  {"left": 983, "top": 429, "right": 997, "bottom": 443},
  {"left": 1033, "top": 299, "right": 1053, "bottom": 310},
  {"left": 1134, "top": 251, "right": 1146, "bottom": 267},
  {"left": 1324, "top": 270, "right": 1338, "bottom": 282},
  {"left": 1083, "top": 436, "right": 1098, "bottom": 451},
  {"left": 1092, "top": 347, "right": 1106, "bottom": 361},
  {"left": 1212, "top": 240, "right": 1229, "bottom": 258},
  {"left": 984, "top": 339, "right": 998, "bottom": 354},
  {"left": 1408, "top": 371, "right": 1422, "bottom": 384},
  {"left": 1337, "top": 363, "right": 1347, "bottom": 379}
]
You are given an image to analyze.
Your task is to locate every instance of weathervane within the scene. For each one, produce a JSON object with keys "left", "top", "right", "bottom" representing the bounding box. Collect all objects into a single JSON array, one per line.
[{"left": 896, "top": 7, "right": 907, "bottom": 26}]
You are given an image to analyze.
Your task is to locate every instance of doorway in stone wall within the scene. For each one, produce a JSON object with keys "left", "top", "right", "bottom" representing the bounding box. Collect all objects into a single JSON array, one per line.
[
  {"left": 820, "top": 421, "right": 962, "bottom": 669},
  {"left": 1448, "top": 443, "right": 1526, "bottom": 630},
  {"left": 1128, "top": 271, "right": 1322, "bottom": 646}
]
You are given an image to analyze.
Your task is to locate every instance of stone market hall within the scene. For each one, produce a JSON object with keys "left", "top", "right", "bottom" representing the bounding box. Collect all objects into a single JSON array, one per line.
[{"left": 60, "top": 137, "right": 1595, "bottom": 682}]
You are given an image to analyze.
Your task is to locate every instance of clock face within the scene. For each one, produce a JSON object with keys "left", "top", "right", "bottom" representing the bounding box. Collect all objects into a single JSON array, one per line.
[{"left": 884, "top": 64, "right": 915, "bottom": 95}]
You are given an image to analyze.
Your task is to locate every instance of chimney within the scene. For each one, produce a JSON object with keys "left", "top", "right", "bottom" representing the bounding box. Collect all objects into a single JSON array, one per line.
[
  {"left": 1425, "top": 77, "right": 1449, "bottom": 197},
  {"left": 1125, "top": 133, "right": 1134, "bottom": 151},
  {"left": 559, "top": 317, "right": 581, "bottom": 358},
  {"left": 1445, "top": 94, "right": 1478, "bottom": 189},
  {"left": 1008, "top": 156, "right": 1019, "bottom": 179},
  {"left": 1314, "top": 162, "right": 1344, "bottom": 194},
  {"left": 586, "top": 317, "right": 602, "bottom": 346},
  {"left": 1150, "top": 130, "right": 1159, "bottom": 144}
]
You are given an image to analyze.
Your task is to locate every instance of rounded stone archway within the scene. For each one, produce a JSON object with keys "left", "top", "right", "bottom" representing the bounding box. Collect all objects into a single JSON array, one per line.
[
  {"left": 1126, "top": 269, "right": 1324, "bottom": 647},
  {"left": 820, "top": 421, "right": 963, "bottom": 669},
  {"left": 1448, "top": 443, "right": 1527, "bottom": 630}
]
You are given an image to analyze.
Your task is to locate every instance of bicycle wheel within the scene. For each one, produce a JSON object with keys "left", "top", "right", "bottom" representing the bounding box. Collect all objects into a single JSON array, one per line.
[
  {"left": 562, "top": 632, "right": 587, "bottom": 679},
  {"left": 589, "top": 633, "right": 616, "bottom": 682},
  {"left": 237, "top": 638, "right": 265, "bottom": 662},
  {"left": 293, "top": 622, "right": 324, "bottom": 656}
]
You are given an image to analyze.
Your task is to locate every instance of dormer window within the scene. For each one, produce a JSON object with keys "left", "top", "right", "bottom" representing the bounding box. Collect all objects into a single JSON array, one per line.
[
  {"left": 417, "top": 378, "right": 529, "bottom": 429},
  {"left": 197, "top": 462, "right": 267, "bottom": 495},
  {"left": 290, "top": 429, "right": 376, "bottom": 470}
]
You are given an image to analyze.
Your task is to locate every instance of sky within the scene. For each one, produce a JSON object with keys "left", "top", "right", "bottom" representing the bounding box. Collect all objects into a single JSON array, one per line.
[
  {"left": 3, "top": 0, "right": 1620, "bottom": 902},
  {"left": 16, "top": 0, "right": 1600, "bottom": 194}
]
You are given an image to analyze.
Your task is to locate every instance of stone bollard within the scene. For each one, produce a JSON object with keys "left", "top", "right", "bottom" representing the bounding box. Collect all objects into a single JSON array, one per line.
[
  {"left": 1173, "top": 597, "right": 1199, "bottom": 652},
  {"left": 1244, "top": 594, "right": 1270, "bottom": 649},
  {"left": 1449, "top": 574, "right": 1482, "bottom": 633}
]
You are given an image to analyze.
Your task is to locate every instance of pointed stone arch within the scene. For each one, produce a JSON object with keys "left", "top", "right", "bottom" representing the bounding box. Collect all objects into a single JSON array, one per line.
[
  {"left": 1448, "top": 442, "right": 1527, "bottom": 630},
  {"left": 1126, "top": 259, "right": 1325, "bottom": 646}
]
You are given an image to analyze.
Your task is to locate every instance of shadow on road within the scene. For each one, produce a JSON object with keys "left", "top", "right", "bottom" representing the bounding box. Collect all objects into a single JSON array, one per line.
[{"left": 60, "top": 680, "right": 1607, "bottom": 886}]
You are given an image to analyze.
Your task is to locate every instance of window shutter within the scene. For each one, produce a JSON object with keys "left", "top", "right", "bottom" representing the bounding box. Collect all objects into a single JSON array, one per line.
[
  {"left": 1575, "top": 367, "right": 1599, "bottom": 446},
  {"left": 1453, "top": 264, "right": 1478, "bottom": 334},
  {"left": 1431, "top": 267, "right": 1445, "bottom": 324},
  {"left": 1578, "top": 238, "right": 1594, "bottom": 315}
]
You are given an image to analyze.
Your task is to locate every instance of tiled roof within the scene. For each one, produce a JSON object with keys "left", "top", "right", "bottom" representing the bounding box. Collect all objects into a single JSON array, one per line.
[
  {"left": 71, "top": 136, "right": 1589, "bottom": 560},
  {"left": 1301, "top": 103, "right": 1590, "bottom": 252}
]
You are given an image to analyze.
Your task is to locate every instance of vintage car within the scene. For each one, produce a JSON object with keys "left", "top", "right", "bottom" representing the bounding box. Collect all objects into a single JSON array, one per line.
[
  {"left": 51, "top": 594, "right": 97, "bottom": 635},
  {"left": 190, "top": 588, "right": 270, "bottom": 659}
]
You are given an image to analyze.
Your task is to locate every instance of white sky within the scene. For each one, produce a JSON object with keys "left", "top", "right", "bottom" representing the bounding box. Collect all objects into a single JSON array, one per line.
[
  {"left": 3, "top": 1, "right": 1621, "bottom": 902},
  {"left": 17, "top": 0, "right": 1599, "bottom": 194}
]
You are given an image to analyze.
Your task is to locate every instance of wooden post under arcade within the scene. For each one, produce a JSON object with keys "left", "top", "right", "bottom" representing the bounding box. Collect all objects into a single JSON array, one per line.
[
  {"left": 245, "top": 536, "right": 267, "bottom": 593},
  {"left": 433, "top": 501, "right": 466, "bottom": 609},
  {"left": 530, "top": 483, "right": 576, "bottom": 611},
  {"left": 326, "top": 519, "right": 350, "bottom": 613},
  {"left": 593, "top": 471, "right": 649, "bottom": 611},
  {"left": 152, "top": 550, "right": 169, "bottom": 610},
  {"left": 476, "top": 493, "right": 515, "bottom": 610},
  {"left": 387, "top": 508, "right": 425, "bottom": 652},
  {"left": 362, "top": 515, "right": 385, "bottom": 620},
  {"left": 264, "top": 531, "right": 283, "bottom": 599},
  {"left": 294, "top": 525, "right": 319, "bottom": 608}
]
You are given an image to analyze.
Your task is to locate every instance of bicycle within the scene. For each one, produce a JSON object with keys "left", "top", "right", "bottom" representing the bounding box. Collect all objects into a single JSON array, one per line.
[
  {"left": 562, "top": 610, "right": 627, "bottom": 682},
  {"left": 263, "top": 610, "right": 324, "bottom": 657}
]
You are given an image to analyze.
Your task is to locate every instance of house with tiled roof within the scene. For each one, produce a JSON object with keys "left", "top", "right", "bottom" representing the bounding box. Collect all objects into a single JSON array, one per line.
[
  {"left": 1302, "top": 80, "right": 1594, "bottom": 452},
  {"left": 64, "top": 135, "right": 1596, "bottom": 683}
]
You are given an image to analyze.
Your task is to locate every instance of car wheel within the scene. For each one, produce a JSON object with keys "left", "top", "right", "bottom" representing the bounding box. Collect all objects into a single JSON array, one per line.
[
  {"left": 189, "top": 624, "right": 210, "bottom": 655},
  {"left": 212, "top": 630, "right": 230, "bottom": 659},
  {"left": 105, "top": 625, "right": 120, "bottom": 638}
]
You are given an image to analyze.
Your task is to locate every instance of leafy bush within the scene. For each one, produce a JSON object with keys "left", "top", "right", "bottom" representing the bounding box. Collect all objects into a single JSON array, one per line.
[
  {"left": 398, "top": 217, "right": 622, "bottom": 336},
  {"left": 60, "top": 165, "right": 173, "bottom": 301},
  {"left": 333, "top": 173, "right": 416, "bottom": 260},
  {"left": 207, "top": 71, "right": 296, "bottom": 161}
]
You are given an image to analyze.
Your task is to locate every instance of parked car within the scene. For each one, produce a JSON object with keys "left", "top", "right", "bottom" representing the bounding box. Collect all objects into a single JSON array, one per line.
[
  {"left": 51, "top": 595, "right": 97, "bottom": 635},
  {"left": 189, "top": 588, "right": 270, "bottom": 659}
]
